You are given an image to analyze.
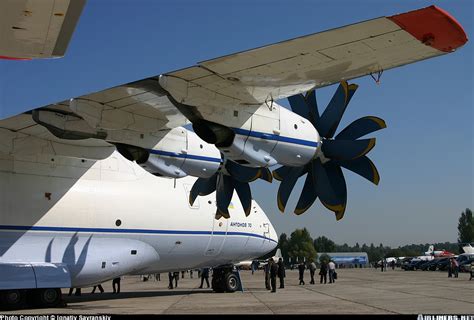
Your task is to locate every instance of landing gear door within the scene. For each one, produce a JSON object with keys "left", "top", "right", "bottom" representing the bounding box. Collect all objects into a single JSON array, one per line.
[{"left": 205, "top": 215, "right": 229, "bottom": 256}]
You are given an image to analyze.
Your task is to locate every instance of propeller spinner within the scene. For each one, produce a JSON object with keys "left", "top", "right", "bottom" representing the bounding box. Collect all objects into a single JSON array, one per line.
[{"left": 274, "top": 81, "right": 386, "bottom": 220}]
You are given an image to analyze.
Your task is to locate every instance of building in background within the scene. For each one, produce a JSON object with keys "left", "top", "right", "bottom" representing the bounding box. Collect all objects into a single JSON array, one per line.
[{"left": 319, "top": 252, "right": 369, "bottom": 268}]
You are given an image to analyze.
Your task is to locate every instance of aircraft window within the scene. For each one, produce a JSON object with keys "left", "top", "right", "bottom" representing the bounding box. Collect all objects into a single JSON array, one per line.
[
  {"left": 294, "top": 124, "right": 298, "bottom": 129},
  {"left": 101, "top": 262, "right": 106, "bottom": 269},
  {"left": 131, "top": 250, "right": 137, "bottom": 255},
  {"left": 115, "top": 219, "right": 122, "bottom": 227}
]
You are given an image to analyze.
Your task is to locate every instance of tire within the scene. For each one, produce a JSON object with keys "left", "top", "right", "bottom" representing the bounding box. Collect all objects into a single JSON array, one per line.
[
  {"left": 225, "top": 273, "right": 239, "bottom": 293},
  {"left": 0, "top": 290, "right": 25, "bottom": 310},
  {"left": 35, "top": 288, "right": 61, "bottom": 308}
]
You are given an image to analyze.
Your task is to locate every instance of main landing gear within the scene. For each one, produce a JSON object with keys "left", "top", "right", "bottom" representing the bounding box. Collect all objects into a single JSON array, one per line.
[
  {"left": 0, "top": 288, "right": 63, "bottom": 310},
  {"left": 211, "top": 264, "right": 242, "bottom": 293}
]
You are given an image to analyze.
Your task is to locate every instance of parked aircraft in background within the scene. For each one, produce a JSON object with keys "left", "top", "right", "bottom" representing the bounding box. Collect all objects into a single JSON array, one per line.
[
  {"left": 462, "top": 244, "right": 474, "bottom": 254},
  {"left": 0, "top": 2, "right": 468, "bottom": 310},
  {"left": 424, "top": 245, "right": 455, "bottom": 258}
]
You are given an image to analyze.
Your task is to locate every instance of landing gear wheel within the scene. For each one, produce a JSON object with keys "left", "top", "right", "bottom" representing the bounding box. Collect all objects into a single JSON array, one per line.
[
  {"left": 225, "top": 273, "right": 239, "bottom": 293},
  {"left": 35, "top": 288, "right": 61, "bottom": 308},
  {"left": 0, "top": 290, "right": 25, "bottom": 310}
]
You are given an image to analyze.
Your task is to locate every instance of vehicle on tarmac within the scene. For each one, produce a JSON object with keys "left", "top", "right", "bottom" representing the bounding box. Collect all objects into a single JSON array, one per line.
[
  {"left": 458, "top": 258, "right": 474, "bottom": 273},
  {"left": 403, "top": 259, "right": 427, "bottom": 271}
]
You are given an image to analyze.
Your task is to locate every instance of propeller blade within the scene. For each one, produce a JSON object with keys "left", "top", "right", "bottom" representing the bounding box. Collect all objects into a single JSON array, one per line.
[
  {"left": 259, "top": 167, "right": 273, "bottom": 183},
  {"left": 288, "top": 94, "right": 311, "bottom": 121},
  {"left": 318, "top": 81, "right": 358, "bottom": 138},
  {"left": 336, "top": 116, "right": 386, "bottom": 140},
  {"left": 294, "top": 168, "right": 318, "bottom": 215},
  {"left": 305, "top": 89, "right": 320, "bottom": 127},
  {"left": 189, "top": 175, "right": 217, "bottom": 206},
  {"left": 277, "top": 166, "right": 306, "bottom": 212},
  {"left": 288, "top": 90, "right": 320, "bottom": 127},
  {"left": 273, "top": 166, "right": 292, "bottom": 181},
  {"left": 215, "top": 209, "right": 230, "bottom": 220},
  {"left": 234, "top": 180, "right": 252, "bottom": 216},
  {"left": 216, "top": 174, "right": 234, "bottom": 217},
  {"left": 313, "top": 160, "right": 347, "bottom": 220},
  {"left": 225, "top": 160, "right": 261, "bottom": 182},
  {"left": 335, "top": 156, "right": 380, "bottom": 185},
  {"left": 322, "top": 138, "right": 376, "bottom": 160}
]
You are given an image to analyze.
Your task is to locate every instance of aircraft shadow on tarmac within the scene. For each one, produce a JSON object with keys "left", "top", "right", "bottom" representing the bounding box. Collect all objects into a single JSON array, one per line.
[{"left": 63, "top": 289, "right": 213, "bottom": 304}]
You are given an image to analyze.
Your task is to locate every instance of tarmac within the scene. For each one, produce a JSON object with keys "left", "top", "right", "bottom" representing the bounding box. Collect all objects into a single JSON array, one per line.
[{"left": 5, "top": 268, "right": 474, "bottom": 314}]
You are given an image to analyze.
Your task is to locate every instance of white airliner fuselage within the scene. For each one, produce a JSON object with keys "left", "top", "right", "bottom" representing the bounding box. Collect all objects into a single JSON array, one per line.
[{"left": 0, "top": 151, "right": 277, "bottom": 291}]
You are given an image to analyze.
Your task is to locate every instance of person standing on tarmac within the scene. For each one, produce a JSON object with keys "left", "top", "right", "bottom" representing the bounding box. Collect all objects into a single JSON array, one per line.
[
  {"left": 309, "top": 260, "right": 317, "bottom": 284},
  {"left": 91, "top": 284, "right": 104, "bottom": 294},
  {"left": 199, "top": 268, "right": 210, "bottom": 288},
  {"left": 277, "top": 258, "right": 286, "bottom": 288},
  {"left": 112, "top": 277, "right": 121, "bottom": 294},
  {"left": 298, "top": 261, "right": 306, "bottom": 285},
  {"left": 264, "top": 261, "right": 271, "bottom": 290},
  {"left": 270, "top": 259, "right": 279, "bottom": 293},
  {"left": 319, "top": 261, "right": 328, "bottom": 284},
  {"left": 173, "top": 271, "right": 180, "bottom": 288},
  {"left": 328, "top": 260, "right": 336, "bottom": 284},
  {"left": 168, "top": 272, "right": 174, "bottom": 289}
]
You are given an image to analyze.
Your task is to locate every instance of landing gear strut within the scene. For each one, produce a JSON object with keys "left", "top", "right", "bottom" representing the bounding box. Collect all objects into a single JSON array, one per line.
[{"left": 211, "top": 264, "right": 241, "bottom": 293}]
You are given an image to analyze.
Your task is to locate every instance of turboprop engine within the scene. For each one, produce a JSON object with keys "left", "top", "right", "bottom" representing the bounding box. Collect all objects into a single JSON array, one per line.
[
  {"left": 115, "top": 126, "right": 272, "bottom": 219},
  {"left": 191, "top": 104, "right": 321, "bottom": 168},
  {"left": 115, "top": 126, "right": 221, "bottom": 179}
]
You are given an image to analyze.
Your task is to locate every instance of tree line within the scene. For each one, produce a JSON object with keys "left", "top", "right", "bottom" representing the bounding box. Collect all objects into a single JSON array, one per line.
[{"left": 264, "top": 208, "right": 473, "bottom": 264}]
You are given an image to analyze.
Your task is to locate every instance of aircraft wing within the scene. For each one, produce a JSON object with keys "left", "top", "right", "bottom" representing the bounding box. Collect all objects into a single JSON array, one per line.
[
  {"left": 0, "top": 0, "right": 86, "bottom": 60},
  {"left": 160, "top": 5, "right": 467, "bottom": 111},
  {"left": 0, "top": 5, "right": 467, "bottom": 160},
  {"left": 0, "top": 78, "right": 185, "bottom": 159}
]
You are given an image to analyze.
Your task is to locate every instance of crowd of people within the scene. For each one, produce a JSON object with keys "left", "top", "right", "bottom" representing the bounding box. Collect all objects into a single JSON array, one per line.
[{"left": 263, "top": 258, "right": 338, "bottom": 292}]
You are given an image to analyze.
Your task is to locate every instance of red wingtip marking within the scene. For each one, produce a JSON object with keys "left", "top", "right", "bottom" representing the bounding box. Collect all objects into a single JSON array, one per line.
[
  {"left": 0, "top": 55, "right": 31, "bottom": 61},
  {"left": 388, "top": 5, "right": 468, "bottom": 52}
]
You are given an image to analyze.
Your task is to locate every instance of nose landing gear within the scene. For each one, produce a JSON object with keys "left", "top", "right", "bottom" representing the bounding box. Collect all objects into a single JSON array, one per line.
[{"left": 211, "top": 265, "right": 242, "bottom": 293}]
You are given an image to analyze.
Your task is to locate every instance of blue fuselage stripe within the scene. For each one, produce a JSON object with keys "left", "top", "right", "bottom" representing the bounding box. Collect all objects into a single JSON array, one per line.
[
  {"left": 0, "top": 225, "right": 277, "bottom": 243},
  {"left": 148, "top": 149, "right": 222, "bottom": 163},
  {"left": 147, "top": 128, "right": 318, "bottom": 164},
  {"left": 232, "top": 128, "right": 319, "bottom": 147}
]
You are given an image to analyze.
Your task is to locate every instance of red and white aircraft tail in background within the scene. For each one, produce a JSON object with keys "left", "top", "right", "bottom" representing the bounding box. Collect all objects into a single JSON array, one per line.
[{"left": 424, "top": 245, "right": 455, "bottom": 257}]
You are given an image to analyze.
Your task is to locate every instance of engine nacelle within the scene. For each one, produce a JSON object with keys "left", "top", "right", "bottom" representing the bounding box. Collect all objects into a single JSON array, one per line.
[
  {"left": 219, "top": 104, "right": 320, "bottom": 167},
  {"left": 118, "top": 127, "right": 222, "bottom": 179}
]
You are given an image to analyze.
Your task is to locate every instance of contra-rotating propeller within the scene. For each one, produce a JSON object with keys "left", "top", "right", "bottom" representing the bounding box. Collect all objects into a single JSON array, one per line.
[
  {"left": 274, "top": 81, "right": 386, "bottom": 220},
  {"left": 189, "top": 160, "right": 272, "bottom": 219}
]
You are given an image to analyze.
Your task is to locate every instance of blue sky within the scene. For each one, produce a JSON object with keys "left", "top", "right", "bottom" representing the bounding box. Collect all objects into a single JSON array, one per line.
[{"left": 0, "top": 0, "right": 472, "bottom": 247}]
